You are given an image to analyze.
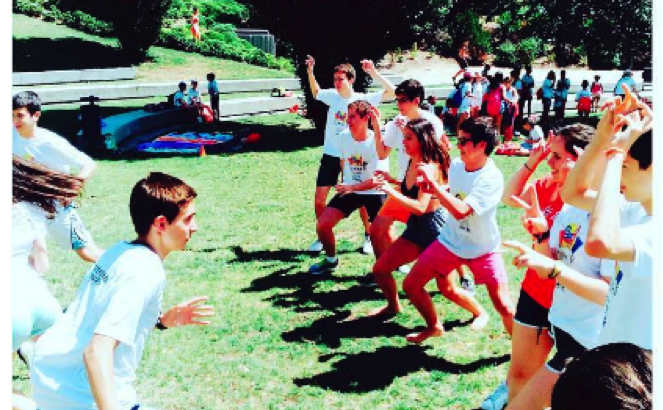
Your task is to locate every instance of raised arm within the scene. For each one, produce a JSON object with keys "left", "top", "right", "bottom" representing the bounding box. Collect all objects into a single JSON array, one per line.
[
  {"left": 502, "top": 134, "right": 550, "bottom": 206},
  {"left": 361, "top": 60, "right": 395, "bottom": 101},
  {"left": 306, "top": 55, "right": 320, "bottom": 98},
  {"left": 417, "top": 164, "right": 472, "bottom": 219},
  {"left": 84, "top": 334, "right": 120, "bottom": 410},
  {"left": 378, "top": 164, "right": 437, "bottom": 215},
  {"left": 369, "top": 105, "right": 391, "bottom": 160}
]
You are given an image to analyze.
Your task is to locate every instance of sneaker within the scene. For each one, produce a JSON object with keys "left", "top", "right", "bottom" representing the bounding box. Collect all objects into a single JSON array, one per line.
[
  {"left": 309, "top": 258, "right": 338, "bottom": 275},
  {"left": 480, "top": 381, "right": 508, "bottom": 410},
  {"left": 362, "top": 234, "right": 374, "bottom": 255},
  {"left": 460, "top": 276, "right": 476, "bottom": 294},
  {"left": 357, "top": 272, "right": 378, "bottom": 287},
  {"left": 397, "top": 264, "right": 411, "bottom": 274},
  {"left": 308, "top": 239, "right": 323, "bottom": 252}
]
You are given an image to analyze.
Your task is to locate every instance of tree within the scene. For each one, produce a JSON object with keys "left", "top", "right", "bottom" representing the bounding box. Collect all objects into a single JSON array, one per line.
[{"left": 110, "top": 0, "right": 174, "bottom": 62}]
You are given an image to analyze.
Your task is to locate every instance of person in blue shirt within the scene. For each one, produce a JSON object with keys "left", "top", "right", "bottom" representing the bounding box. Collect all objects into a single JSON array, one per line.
[
  {"left": 556, "top": 70, "right": 571, "bottom": 121},
  {"left": 575, "top": 80, "right": 593, "bottom": 124},
  {"left": 614, "top": 70, "right": 639, "bottom": 98},
  {"left": 541, "top": 71, "right": 556, "bottom": 126}
]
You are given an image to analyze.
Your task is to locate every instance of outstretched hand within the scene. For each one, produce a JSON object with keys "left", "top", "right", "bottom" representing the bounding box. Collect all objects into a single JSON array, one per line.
[
  {"left": 528, "top": 131, "right": 551, "bottom": 165},
  {"left": 361, "top": 59, "right": 376, "bottom": 75},
  {"left": 160, "top": 296, "right": 215, "bottom": 328},
  {"left": 368, "top": 105, "right": 381, "bottom": 129},
  {"left": 611, "top": 100, "right": 653, "bottom": 151},
  {"left": 305, "top": 55, "right": 315, "bottom": 70},
  {"left": 502, "top": 241, "right": 555, "bottom": 280},
  {"left": 510, "top": 185, "right": 548, "bottom": 235}
]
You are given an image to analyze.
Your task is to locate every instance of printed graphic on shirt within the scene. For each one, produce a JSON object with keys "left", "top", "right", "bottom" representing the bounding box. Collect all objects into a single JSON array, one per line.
[
  {"left": 90, "top": 265, "right": 109, "bottom": 284},
  {"left": 558, "top": 223, "right": 584, "bottom": 259},
  {"left": 347, "top": 155, "right": 368, "bottom": 182},
  {"left": 455, "top": 191, "right": 470, "bottom": 232},
  {"left": 334, "top": 111, "right": 348, "bottom": 134},
  {"left": 603, "top": 262, "right": 624, "bottom": 327}
]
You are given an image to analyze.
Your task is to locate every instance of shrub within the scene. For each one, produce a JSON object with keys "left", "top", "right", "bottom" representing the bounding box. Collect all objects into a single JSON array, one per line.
[
  {"left": 109, "top": 0, "right": 174, "bottom": 62},
  {"left": 494, "top": 40, "right": 518, "bottom": 67},
  {"left": 517, "top": 37, "right": 542, "bottom": 66},
  {"left": 13, "top": 0, "right": 46, "bottom": 17}
]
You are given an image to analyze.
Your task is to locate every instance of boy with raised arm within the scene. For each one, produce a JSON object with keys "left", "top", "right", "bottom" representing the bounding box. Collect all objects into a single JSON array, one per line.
[
  {"left": 31, "top": 172, "right": 215, "bottom": 410},
  {"left": 305, "top": 55, "right": 395, "bottom": 254},
  {"left": 12, "top": 91, "right": 102, "bottom": 263}
]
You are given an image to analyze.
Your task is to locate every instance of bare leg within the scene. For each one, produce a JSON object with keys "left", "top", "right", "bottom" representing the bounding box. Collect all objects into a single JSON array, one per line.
[
  {"left": 485, "top": 281, "right": 515, "bottom": 336},
  {"left": 402, "top": 262, "right": 446, "bottom": 343},
  {"left": 370, "top": 215, "right": 396, "bottom": 260},
  {"left": 358, "top": 206, "right": 371, "bottom": 235},
  {"left": 506, "top": 366, "right": 559, "bottom": 410},
  {"left": 506, "top": 322, "right": 554, "bottom": 402},
  {"left": 316, "top": 207, "right": 346, "bottom": 258},
  {"left": 314, "top": 186, "right": 332, "bottom": 220},
  {"left": 436, "top": 273, "right": 489, "bottom": 330},
  {"left": 369, "top": 237, "right": 422, "bottom": 318}
]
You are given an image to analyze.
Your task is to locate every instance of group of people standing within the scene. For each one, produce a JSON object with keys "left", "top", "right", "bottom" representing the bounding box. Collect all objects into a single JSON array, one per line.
[{"left": 305, "top": 56, "right": 653, "bottom": 410}]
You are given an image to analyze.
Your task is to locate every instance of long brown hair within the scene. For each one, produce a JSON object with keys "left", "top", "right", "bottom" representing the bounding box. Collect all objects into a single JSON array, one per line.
[
  {"left": 13, "top": 155, "right": 85, "bottom": 218},
  {"left": 405, "top": 118, "right": 451, "bottom": 182}
]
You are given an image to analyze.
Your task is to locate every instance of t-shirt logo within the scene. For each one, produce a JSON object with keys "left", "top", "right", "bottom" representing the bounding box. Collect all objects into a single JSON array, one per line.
[
  {"left": 455, "top": 192, "right": 471, "bottom": 232},
  {"left": 90, "top": 265, "right": 109, "bottom": 284},
  {"left": 559, "top": 223, "right": 583, "bottom": 254},
  {"left": 334, "top": 111, "right": 348, "bottom": 134},
  {"left": 347, "top": 154, "right": 368, "bottom": 183},
  {"left": 603, "top": 262, "right": 624, "bottom": 327}
]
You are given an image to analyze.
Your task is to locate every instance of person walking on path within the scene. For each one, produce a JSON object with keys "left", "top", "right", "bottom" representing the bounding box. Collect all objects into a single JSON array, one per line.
[{"left": 191, "top": 7, "right": 201, "bottom": 41}]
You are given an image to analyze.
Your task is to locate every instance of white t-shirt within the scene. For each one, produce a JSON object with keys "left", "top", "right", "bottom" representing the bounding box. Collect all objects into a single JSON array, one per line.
[
  {"left": 437, "top": 158, "right": 504, "bottom": 259},
  {"left": 188, "top": 88, "right": 201, "bottom": 104},
  {"left": 13, "top": 127, "right": 95, "bottom": 175},
  {"left": 315, "top": 89, "right": 383, "bottom": 157},
  {"left": 383, "top": 110, "right": 444, "bottom": 181},
  {"left": 529, "top": 125, "right": 543, "bottom": 142},
  {"left": 458, "top": 82, "right": 472, "bottom": 112},
  {"left": 599, "top": 202, "right": 652, "bottom": 349},
  {"left": 548, "top": 205, "right": 612, "bottom": 348},
  {"left": 337, "top": 130, "right": 388, "bottom": 195},
  {"left": 12, "top": 202, "right": 48, "bottom": 284},
  {"left": 469, "top": 82, "right": 483, "bottom": 108},
  {"left": 31, "top": 242, "right": 166, "bottom": 410}
]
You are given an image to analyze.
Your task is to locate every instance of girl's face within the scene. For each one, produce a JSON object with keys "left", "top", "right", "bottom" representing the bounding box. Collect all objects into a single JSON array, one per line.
[
  {"left": 547, "top": 136, "right": 577, "bottom": 183},
  {"left": 402, "top": 127, "right": 422, "bottom": 158}
]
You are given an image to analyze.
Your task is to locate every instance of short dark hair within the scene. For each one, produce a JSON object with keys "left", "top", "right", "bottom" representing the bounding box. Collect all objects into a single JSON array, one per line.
[
  {"left": 551, "top": 343, "right": 651, "bottom": 410},
  {"left": 207, "top": 72, "right": 216, "bottom": 81},
  {"left": 582, "top": 79, "right": 589, "bottom": 88},
  {"left": 459, "top": 116, "right": 499, "bottom": 155},
  {"left": 13, "top": 91, "right": 41, "bottom": 115},
  {"left": 628, "top": 130, "right": 652, "bottom": 170},
  {"left": 130, "top": 172, "right": 198, "bottom": 236},
  {"left": 334, "top": 63, "right": 355, "bottom": 81},
  {"left": 347, "top": 100, "right": 371, "bottom": 118},
  {"left": 557, "top": 123, "right": 595, "bottom": 157},
  {"left": 395, "top": 79, "right": 425, "bottom": 104}
]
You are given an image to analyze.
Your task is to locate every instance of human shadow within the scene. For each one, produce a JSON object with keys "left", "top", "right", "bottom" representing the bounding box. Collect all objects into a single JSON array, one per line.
[
  {"left": 293, "top": 344, "right": 510, "bottom": 393},
  {"left": 13, "top": 37, "right": 128, "bottom": 72},
  {"left": 282, "top": 311, "right": 474, "bottom": 349}
]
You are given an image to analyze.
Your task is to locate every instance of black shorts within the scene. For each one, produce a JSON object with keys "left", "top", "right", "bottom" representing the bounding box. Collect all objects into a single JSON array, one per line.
[
  {"left": 456, "top": 56, "right": 469, "bottom": 69},
  {"left": 514, "top": 288, "right": 551, "bottom": 330},
  {"left": 316, "top": 154, "right": 341, "bottom": 187},
  {"left": 401, "top": 208, "right": 447, "bottom": 249},
  {"left": 547, "top": 326, "right": 587, "bottom": 373},
  {"left": 327, "top": 193, "right": 386, "bottom": 222}
]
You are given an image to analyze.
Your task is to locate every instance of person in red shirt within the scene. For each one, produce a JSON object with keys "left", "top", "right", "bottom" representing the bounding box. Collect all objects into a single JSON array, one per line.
[
  {"left": 191, "top": 7, "right": 201, "bottom": 41},
  {"left": 480, "top": 124, "right": 595, "bottom": 410}
]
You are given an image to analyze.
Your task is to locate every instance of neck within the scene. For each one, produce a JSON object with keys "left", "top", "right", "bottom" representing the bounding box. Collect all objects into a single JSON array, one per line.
[
  {"left": 18, "top": 126, "right": 36, "bottom": 139},
  {"left": 410, "top": 153, "right": 423, "bottom": 163},
  {"left": 339, "top": 88, "right": 353, "bottom": 99},
  {"left": 352, "top": 126, "right": 369, "bottom": 141},
  {"left": 464, "top": 155, "right": 488, "bottom": 172},
  {"left": 408, "top": 108, "right": 424, "bottom": 120},
  {"left": 134, "top": 235, "right": 168, "bottom": 260},
  {"left": 642, "top": 197, "right": 653, "bottom": 216}
]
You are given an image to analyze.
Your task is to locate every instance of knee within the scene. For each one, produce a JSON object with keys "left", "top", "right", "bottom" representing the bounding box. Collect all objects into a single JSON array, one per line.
[
  {"left": 370, "top": 217, "right": 389, "bottom": 236},
  {"left": 316, "top": 218, "right": 334, "bottom": 234},
  {"left": 494, "top": 295, "right": 515, "bottom": 318},
  {"left": 314, "top": 196, "right": 327, "bottom": 210}
]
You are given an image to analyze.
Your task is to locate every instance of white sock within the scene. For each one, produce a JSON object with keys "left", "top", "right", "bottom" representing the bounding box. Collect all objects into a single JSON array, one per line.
[{"left": 326, "top": 256, "right": 338, "bottom": 263}]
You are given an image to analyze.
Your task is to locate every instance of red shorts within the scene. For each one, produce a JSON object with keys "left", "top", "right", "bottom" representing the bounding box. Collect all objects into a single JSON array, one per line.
[
  {"left": 377, "top": 196, "right": 411, "bottom": 224},
  {"left": 415, "top": 240, "right": 508, "bottom": 286}
]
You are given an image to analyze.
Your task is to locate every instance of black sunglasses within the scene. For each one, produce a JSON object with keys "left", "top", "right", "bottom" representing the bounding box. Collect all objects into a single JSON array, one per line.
[{"left": 457, "top": 137, "right": 474, "bottom": 146}]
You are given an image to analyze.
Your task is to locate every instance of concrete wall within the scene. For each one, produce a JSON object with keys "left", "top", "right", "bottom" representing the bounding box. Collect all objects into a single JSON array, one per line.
[{"left": 13, "top": 67, "right": 137, "bottom": 86}]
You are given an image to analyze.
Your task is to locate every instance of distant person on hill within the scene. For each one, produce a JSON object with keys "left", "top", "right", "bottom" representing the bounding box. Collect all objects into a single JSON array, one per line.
[
  {"left": 541, "top": 71, "right": 556, "bottom": 127},
  {"left": 207, "top": 72, "right": 220, "bottom": 121},
  {"left": 519, "top": 65, "right": 535, "bottom": 128},
  {"left": 452, "top": 39, "right": 471, "bottom": 84},
  {"left": 305, "top": 55, "right": 395, "bottom": 255},
  {"left": 12, "top": 91, "right": 102, "bottom": 264},
  {"left": 456, "top": 72, "right": 474, "bottom": 136},
  {"left": 501, "top": 77, "right": 519, "bottom": 142},
  {"left": 575, "top": 80, "right": 592, "bottom": 124},
  {"left": 590, "top": 75, "right": 604, "bottom": 113},
  {"left": 469, "top": 72, "right": 484, "bottom": 118},
  {"left": 484, "top": 72, "right": 504, "bottom": 136},
  {"left": 174, "top": 81, "right": 188, "bottom": 108},
  {"left": 614, "top": 69, "right": 639, "bottom": 98},
  {"left": 556, "top": 70, "right": 571, "bottom": 121},
  {"left": 30, "top": 172, "right": 215, "bottom": 410},
  {"left": 191, "top": 7, "right": 201, "bottom": 41}
]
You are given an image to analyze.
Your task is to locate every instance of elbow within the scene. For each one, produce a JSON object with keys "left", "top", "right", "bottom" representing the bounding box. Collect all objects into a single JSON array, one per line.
[
  {"left": 450, "top": 208, "right": 470, "bottom": 220},
  {"left": 584, "top": 237, "right": 613, "bottom": 259}
]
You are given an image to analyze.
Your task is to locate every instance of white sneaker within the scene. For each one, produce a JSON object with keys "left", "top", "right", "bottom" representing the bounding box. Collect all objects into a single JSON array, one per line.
[
  {"left": 397, "top": 264, "right": 411, "bottom": 274},
  {"left": 362, "top": 234, "right": 373, "bottom": 255},
  {"left": 308, "top": 239, "right": 323, "bottom": 252},
  {"left": 480, "top": 381, "right": 509, "bottom": 410}
]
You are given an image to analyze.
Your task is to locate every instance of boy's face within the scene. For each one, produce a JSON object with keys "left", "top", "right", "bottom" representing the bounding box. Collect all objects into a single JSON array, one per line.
[
  {"left": 621, "top": 155, "right": 652, "bottom": 203},
  {"left": 162, "top": 201, "right": 198, "bottom": 253},
  {"left": 457, "top": 130, "right": 487, "bottom": 165},
  {"left": 347, "top": 106, "right": 368, "bottom": 136},
  {"left": 396, "top": 94, "right": 419, "bottom": 116},
  {"left": 12, "top": 107, "right": 39, "bottom": 136},
  {"left": 547, "top": 136, "right": 576, "bottom": 183},
  {"left": 333, "top": 71, "right": 354, "bottom": 93}
]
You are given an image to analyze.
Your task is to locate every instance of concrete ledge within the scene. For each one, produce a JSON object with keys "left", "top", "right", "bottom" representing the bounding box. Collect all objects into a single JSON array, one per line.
[{"left": 13, "top": 67, "right": 137, "bottom": 86}]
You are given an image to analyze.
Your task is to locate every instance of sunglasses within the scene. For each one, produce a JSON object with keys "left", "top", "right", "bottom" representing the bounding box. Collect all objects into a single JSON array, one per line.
[
  {"left": 457, "top": 137, "right": 474, "bottom": 146},
  {"left": 396, "top": 97, "right": 412, "bottom": 104}
]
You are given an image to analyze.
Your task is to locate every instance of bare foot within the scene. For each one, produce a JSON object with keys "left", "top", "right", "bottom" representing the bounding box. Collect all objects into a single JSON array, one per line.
[
  {"left": 405, "top": 326, "right": 444, "bottom": 344},
  {"left": 470, "top": 313, "right": 490, "bottom": 330},
  {"left": 367, "top": 305, "right": 401, "bottom": 320}
]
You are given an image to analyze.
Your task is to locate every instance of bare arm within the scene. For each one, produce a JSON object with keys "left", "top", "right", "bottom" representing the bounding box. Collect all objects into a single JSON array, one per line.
[
  {"left": 361, "top": 60, "right": 395, "bottom": 100},
  {"left": 502, "top": 136, "right": 550, "bottom": 206},
  {"left": 369, "top": 106, "right": 391, "bottom": 160},
  {"left": 83, "top": 334, "right": 120, "bottom": 410},
  {"left": 78, "top": 161, "right": 97, "bottom": 181},
  {"left": 305, "top": 55, "right": 320, "bottom": 98}
]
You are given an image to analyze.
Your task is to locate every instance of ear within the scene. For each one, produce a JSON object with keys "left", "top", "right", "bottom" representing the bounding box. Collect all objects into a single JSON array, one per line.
[
  {"left": 348, "top": 77, "right": 355, "bottom": 84},
  {"left": 153, "top": 215, "right": 169, "bottom": 234},
  {"left": 33, "top": 111, "right": 42, "bottom": 121}
]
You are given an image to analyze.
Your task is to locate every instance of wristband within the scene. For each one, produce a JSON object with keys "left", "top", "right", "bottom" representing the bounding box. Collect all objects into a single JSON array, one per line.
[
  {"left": 605, "top": 147, "right": 627, "bottom": 158},
  {"left": 548, "top": 262, "right": 562, "bottom": 280},
  {"left": 155, "top": 317, "right": 168, "bottom": 331},
  {"left": 523, "top": 163, "right": 534, "bottom": 172},
  {"left": 533, "top": 230, "right": 550, "bottom": 244}
]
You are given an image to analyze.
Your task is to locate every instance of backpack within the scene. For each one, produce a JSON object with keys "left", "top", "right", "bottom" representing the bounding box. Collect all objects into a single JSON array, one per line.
[
  {"left": 486, "top": 88, "right": 502, "bottom": 117},
  {"left": 447, "top": 84, "right": 464, "bottom": 109},
  {"left": 577, "top": 96, "right": 592, "bottom": 112}
]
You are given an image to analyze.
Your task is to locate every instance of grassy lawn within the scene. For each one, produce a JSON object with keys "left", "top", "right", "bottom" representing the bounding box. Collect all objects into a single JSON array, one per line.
[
  {"left": 12, "top": 14, "right": 293, "bottom": 81},
  {"left": 13, "top": 104, "right": 574, "bottom": 410}
]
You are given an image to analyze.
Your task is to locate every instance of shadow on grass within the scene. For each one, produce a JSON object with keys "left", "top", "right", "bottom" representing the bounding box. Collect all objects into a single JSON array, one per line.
[
  {"left": 294, "top": 344, "right": 510, "bottom": 393},
  {"left": 13, "top": 37, "right": 129, "bottom": 72}
]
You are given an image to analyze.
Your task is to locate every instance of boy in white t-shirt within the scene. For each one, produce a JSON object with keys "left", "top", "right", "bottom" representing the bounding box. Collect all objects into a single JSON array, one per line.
[
  {"left": 403, "top": 117, "right": 515, "bottom": 343},
  {"left": 305, "top": 55, "right": 395, "bottom": 254},
  {"left": 12, "top": 91, "right": 102, "bottom": 263},
  {"left": 31, "top": 172, "right": 215, "bottom": 410},
  {"left": 309, "top": 101, "right": 388, "bottom": 274}
]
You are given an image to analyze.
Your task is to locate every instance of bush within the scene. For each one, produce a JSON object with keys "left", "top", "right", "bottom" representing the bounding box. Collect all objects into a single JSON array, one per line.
[
  {"left": 494, "top": 40, "right": 518, "bottom": 67},
  {"left": 517, "top": 37, "right": 542, "bottom": 66},
  {"left": 13, "top": 0, "right": 46, "bottom": 17},
  {"left": 110, "top": 0, "right": 174, "bottom": 62}
]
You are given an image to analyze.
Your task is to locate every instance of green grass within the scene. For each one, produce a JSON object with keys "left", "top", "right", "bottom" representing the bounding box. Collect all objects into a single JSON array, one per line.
[
  {"left": 12, "top": 14, "right": 293, "bottom": 81},
  {"left": 13, "top": 104, "right": 563, "bottom": 410}
]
